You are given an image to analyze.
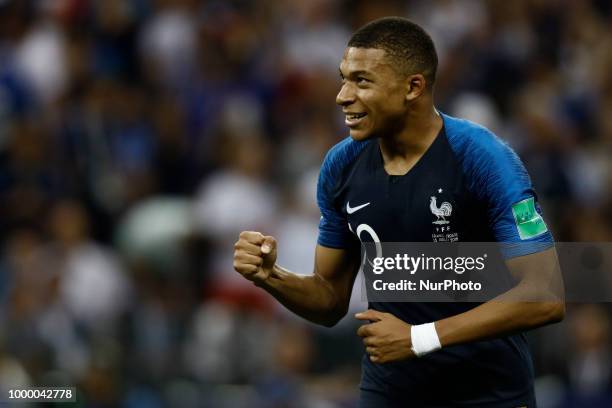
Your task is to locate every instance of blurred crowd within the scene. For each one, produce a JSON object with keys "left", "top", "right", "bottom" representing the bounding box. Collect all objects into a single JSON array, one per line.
[{"left": 0, "top": 0, "right": 611, "bottom": 407}]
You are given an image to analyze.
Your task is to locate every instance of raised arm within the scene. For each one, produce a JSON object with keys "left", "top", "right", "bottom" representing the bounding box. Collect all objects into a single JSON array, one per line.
[{"left": 233, "top": 231, "right": 360, "bottom": 326}]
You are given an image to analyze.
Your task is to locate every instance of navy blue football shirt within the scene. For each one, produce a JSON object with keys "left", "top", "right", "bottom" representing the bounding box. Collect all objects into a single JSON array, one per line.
[{"left": 316, "top": 113, "right": 553, "bottom": 407}]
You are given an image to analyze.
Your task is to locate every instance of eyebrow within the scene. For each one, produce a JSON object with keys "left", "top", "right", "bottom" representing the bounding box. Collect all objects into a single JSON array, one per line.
[{"left": 339, "top": 69, "right": 373, "bottom": 78}]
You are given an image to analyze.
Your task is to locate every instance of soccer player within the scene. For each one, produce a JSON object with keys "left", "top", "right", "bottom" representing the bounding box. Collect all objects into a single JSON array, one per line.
[{"left": 233, "top": 17, "right": 564, "bottom": 407}]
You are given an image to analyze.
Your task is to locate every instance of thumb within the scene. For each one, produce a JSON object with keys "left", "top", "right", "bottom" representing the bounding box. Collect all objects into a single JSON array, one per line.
[
  {"left": 261, "top": 236, "right": 276, "bottom": 255},
  {"left": 355, "top": 309, "right": 384, "bottom": 322},
  {"left": 260, "top": 236, "right": 277, "bottom": 270}
]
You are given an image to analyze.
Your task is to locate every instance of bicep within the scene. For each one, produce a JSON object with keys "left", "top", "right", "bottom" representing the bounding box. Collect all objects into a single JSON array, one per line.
[
  {"left": 314, "top": 244, "right": 360, "bottom": 305},
  {"left": 505, "top": 247, "right": 565, "bottom": 301}
]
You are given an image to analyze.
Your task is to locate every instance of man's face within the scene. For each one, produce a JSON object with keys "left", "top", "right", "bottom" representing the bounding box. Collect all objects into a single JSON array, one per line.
[{"left": 337, "top": 47, "right": 408, "bottom": 140}]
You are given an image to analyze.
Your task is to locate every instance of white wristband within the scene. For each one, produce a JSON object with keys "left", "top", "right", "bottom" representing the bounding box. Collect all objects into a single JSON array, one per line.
[{"left": 410, "top": 322, "right": 442, "bottom": 357}]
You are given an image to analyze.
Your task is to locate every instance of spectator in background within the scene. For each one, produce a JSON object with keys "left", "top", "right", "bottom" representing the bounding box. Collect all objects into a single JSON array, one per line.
[{"left": 562, "top": 305, "right": 612, "bottom": 407}]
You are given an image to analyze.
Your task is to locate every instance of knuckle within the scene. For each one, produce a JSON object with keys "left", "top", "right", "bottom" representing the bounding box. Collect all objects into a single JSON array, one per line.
[{"left": 242, "top": 231, "right": 263, "bottom": 243}]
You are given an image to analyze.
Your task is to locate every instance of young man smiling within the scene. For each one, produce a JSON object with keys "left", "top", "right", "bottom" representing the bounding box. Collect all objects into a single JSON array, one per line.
[{"left": 233, "top": 17, "right": 564, "bottom": 407}]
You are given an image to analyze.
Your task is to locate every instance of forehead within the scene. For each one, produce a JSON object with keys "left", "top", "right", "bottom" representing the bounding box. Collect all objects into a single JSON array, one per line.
[{"left": 339, "top": 47, "right": 394, "bottom": 75}]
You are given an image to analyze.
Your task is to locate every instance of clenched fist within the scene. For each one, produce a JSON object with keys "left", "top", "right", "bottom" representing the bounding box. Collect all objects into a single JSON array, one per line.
[{"left": 233, "top": 231, "right": 277, "bottom": 284}]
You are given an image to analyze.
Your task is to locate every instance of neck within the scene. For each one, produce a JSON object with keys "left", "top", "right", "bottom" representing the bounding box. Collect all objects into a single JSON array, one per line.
[{"left": 379, "top": 102, "right": 442, "bottom": 160}]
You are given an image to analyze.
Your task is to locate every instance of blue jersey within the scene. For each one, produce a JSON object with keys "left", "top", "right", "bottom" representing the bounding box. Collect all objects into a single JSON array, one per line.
[{"left": 317, "top": 113, "right": 553, "bottom": 407}]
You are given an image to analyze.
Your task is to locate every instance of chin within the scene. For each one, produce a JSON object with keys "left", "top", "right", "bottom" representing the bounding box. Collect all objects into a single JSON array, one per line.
[{"left": 349, "top": 128, "right": 374, "bottom": 141}]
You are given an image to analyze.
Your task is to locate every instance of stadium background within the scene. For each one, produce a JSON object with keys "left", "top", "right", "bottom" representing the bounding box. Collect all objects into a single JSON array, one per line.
[{"left": 0, "top": 0, "right": 611, "bottom": 406}]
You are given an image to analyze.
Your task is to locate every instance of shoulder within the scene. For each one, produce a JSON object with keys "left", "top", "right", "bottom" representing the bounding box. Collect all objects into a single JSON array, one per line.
[
  {"left": 442, "top": 112, "right": 528, "bottom": 184},
  {"left": 320, "top": 136, "right": 371, "bottom": 183},
  {"left": 442, "top": 112, "right": 516, "bottom": 163}
]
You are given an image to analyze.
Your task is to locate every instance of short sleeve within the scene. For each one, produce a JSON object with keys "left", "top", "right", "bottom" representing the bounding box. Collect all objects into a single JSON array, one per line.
[
  {"left": 479, "top": 143, "right": 553, "bottom": 258},
  {"left": 316, "top": 137, "right": 366, "bottom": 249},
  {"left": 444, "top": 114, "right": 553, "bottom": 259}
]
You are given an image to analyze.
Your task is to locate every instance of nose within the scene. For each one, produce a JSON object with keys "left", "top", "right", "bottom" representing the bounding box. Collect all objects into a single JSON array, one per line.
[{"left": 336, "top": 82, "right": 355, "bottom": 106}]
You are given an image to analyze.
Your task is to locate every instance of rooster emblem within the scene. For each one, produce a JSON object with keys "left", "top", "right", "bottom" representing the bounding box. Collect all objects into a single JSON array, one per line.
[{"left": 430, "top": 196, "right": 452, "bottom": 224}]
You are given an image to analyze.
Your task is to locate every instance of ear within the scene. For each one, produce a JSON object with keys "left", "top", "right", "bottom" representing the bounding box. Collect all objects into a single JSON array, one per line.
[{"left": 405, "top": 74, "right": 427, "bottom": 102}]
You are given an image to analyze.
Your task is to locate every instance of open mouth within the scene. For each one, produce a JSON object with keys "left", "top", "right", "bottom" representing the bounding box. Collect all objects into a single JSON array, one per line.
[{"left": 345, "top": 112, "right": 367, "bottom": 126}]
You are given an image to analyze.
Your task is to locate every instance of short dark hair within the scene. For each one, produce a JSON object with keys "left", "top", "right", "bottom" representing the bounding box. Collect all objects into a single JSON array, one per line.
[{"left": 348, "top": 17, "right": 438, "bottom": 86}]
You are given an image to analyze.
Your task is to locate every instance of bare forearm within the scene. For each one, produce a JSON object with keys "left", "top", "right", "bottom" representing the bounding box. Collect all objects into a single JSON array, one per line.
[
  {"left": 436, "top": 283, "right": 565, "bottom": 347},
  {"left": 233, "top": 235, "right": 355, "bottom": 326},
  {"left": 435, "top": 247, "right": 565, "bottom": 348},
  {"left": 255, "top": 264, "right": 346, "bottom": 326}
]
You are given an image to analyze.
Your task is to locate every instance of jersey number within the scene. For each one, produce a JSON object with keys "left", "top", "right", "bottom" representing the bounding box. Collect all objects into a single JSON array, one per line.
[{"left": 349, "top": 222, "right": 382, "bottom": 273}]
